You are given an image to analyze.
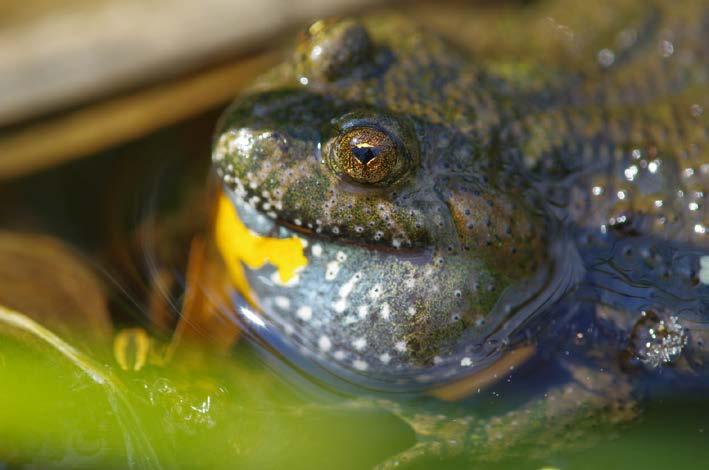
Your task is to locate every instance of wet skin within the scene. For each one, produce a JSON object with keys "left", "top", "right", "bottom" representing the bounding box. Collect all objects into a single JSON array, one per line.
[{"left": 212, "top": 0, "right": 708, "bottom": 464}]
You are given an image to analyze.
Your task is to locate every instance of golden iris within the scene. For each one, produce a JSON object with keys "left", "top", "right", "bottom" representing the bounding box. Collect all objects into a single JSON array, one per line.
[{"left": 335, "top": 127, "right": 397, "bottom": 184}]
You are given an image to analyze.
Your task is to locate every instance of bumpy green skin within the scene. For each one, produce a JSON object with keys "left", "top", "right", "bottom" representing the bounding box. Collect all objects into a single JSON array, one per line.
[{"left": 213, "top": 0, "right": 708, "bottom": 465}]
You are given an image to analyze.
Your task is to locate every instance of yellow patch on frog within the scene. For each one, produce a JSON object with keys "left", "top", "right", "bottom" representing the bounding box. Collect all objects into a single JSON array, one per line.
[{"left": 214, "top": 193, "right": 307, "bottom": 307}]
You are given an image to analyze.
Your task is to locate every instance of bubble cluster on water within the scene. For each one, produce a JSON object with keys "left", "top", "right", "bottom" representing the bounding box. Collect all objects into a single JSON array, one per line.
[
  {"left": 628, "top": 311, "right": 687, "bottom": 369},
  {"left": 147, "top": 377, "right": 219, "bottom": 434}
]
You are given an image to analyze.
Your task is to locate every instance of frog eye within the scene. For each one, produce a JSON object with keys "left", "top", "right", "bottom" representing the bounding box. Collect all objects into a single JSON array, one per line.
[
  {"left": 334, "top": 127, "right": 398, "bottom": 184},
  {"left": 327, "top": 111, "right": 417, "bottom": 186}
]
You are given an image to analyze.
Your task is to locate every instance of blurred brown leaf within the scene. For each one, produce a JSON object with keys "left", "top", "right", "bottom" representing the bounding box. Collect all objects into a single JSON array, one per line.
[{"left": 0, "top": 231, "right": 113, "bottom": 345}]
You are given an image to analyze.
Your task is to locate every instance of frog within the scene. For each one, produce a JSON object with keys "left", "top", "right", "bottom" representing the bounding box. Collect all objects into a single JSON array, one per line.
[{"left": 210, "top": 0, "right": 708, "bottom": 466}]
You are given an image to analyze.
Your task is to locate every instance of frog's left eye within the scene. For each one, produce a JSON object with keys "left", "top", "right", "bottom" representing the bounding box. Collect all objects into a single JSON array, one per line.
[{"left": 334, "top": 127, "right": 398, "bottom": 184}]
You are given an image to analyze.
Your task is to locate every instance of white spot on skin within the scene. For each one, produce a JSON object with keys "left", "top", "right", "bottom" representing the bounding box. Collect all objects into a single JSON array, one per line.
[
  {"left": 325, "top": 261, "right": 340, "bottom": 281},
  {"left": 380, "top": 303, "right": 390, "bottom": 320},
  {"left": 353, "top": 360, "right": 369, "bottom": 371},
  {"left": 395, "top": 341, "right": 407, "bottom": 353},
  {"left": 379, "top": 353, "right": 391, "bottom": 364},
  {"left": 597, "top": 48, "right": 615, "bottom": 67},
  {"left": 338, "top": 273, "right": 361, "bottom": 299},
  {"left": 336, "top": 251, "right": 347, "bottom": 262},
  {"left": 334, "top": 350, "right": 346, "bottom": 360},
  {"left": 369, "top": 284, "right": 383, "bottom": 300},
  {"left": 407, "top": 307, "right": 416, "bottom": 316},
  {"left": 433, "top": 356, "right": 443, "bottom": 365},
  {"left": 311, "top": 244, "right": 323, "bottom": 257},
  {"left": 296, "top": 306, "right": 312, "bottom": 321},
  {"left": 357, "top": 305, "right": 369, "bottom": 319},
  {"left": 318, "top": 336, "right": 332, "bottom": 351},
  {"left": 274, "top": 296, "right": 290, "bottom": 310},
  {"left": 333, "top": 273, "right": 361, "bottom": 315},
  {"left": 658, "top": 39, "right": 674, "bottom": 58},
  {"left": 353, "top": 337, "right": 367, "bottom": 351},
  {"left": 333, "top": 299, "right": 347, "bottom": 314},
  {"left": 460, "top": 357, "right": 473, "bottom": 367}
]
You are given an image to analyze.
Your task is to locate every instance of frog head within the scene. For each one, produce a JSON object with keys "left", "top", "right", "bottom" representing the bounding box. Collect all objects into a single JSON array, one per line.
[{"left": 212, "top": 17, "right": 567, "bottom": 390}]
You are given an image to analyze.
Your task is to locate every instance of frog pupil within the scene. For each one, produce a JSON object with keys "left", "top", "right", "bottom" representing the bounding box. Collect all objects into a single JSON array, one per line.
[
  {"left": 334, "top": 127, "right": 397, "bottom": 184},
  {"left": 351, "top": 142, "right": 381, "bottom": 165}
]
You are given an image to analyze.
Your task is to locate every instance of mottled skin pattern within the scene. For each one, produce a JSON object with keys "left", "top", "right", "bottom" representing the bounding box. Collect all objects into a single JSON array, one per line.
[{"left": 212, "top": 0, "right": 708, "bottom": 466}]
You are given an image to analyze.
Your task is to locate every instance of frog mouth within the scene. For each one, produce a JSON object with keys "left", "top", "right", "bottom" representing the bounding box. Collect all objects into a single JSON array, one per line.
[{"left": 223, "top": 188, "right": 426, "bottom": 257}]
